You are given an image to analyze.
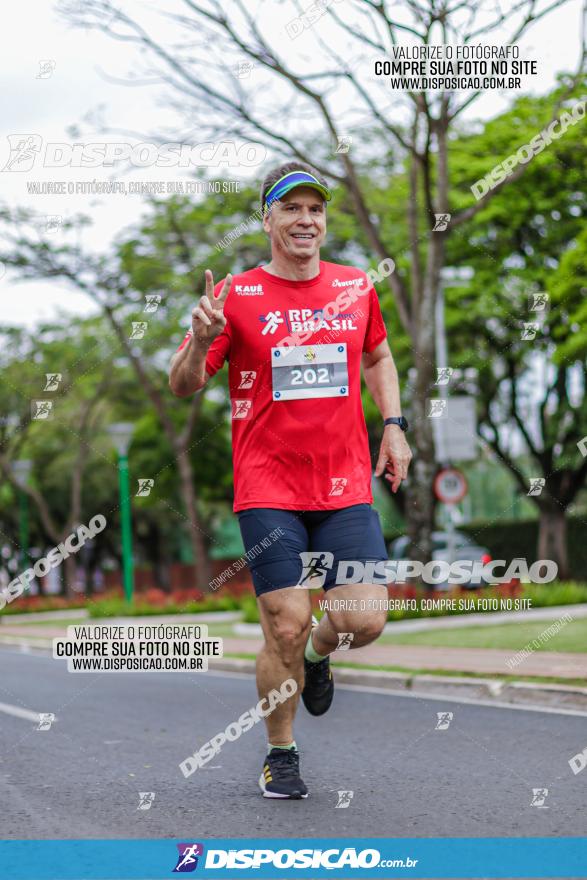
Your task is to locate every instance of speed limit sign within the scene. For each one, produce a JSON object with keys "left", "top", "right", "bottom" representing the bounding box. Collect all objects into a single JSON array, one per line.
[{"left": 434, "top": 467, "right": 468, "bottom": 505}]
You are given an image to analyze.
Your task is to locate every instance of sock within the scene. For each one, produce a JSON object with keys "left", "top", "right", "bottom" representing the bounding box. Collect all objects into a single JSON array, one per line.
[
  {"left": 268, "top": 741, "right": 297, "bottom": 752},
  {"left": 304, "top": 630, "right": 328, "bottom": 664}
]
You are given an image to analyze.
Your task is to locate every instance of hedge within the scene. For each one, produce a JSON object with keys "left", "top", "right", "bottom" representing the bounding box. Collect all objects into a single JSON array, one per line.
[{"left": 462, "top": 517, "right": 587, "bottom": 581}]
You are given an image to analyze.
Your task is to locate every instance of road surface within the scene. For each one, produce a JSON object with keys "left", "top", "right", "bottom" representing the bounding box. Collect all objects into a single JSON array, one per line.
[{"left": 1, "top": 648, "right": 585, "bottom": 843}]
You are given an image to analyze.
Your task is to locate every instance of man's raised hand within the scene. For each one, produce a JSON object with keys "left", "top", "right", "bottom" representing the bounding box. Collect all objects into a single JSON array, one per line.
[{"left": 191, "top": 270, "right": 232, "bottom": 346}]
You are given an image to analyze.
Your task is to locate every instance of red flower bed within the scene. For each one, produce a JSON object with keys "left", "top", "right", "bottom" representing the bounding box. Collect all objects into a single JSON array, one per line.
[{"left": 2, "top": 594, "right": 88, "bottom": 613}]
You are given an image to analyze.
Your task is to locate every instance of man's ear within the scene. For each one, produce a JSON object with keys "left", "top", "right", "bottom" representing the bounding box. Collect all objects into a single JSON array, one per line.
[{"left": 262, "top": 210, "right": 271, "bottom": 234}]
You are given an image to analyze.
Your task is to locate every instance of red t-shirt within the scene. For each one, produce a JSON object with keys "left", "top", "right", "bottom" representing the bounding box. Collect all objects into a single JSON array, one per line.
[{"left": 177, "top": 261, "right": 387, "bottom": 511}]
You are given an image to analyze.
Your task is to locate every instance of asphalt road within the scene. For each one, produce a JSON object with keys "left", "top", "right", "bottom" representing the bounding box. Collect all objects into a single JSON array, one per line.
[{"left": 1, "top": 648, "right": 586, "bottom": 843}]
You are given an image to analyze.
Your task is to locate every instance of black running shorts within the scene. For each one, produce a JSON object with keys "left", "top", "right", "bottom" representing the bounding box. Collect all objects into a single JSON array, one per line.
[{"left": 237, "top": 504, "right": 388, "bottom": 597}]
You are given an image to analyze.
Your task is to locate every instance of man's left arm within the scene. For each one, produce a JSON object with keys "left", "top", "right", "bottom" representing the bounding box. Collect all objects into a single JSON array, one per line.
[{"left": 362, "top": 339, "right": 412, "bottom": 493}]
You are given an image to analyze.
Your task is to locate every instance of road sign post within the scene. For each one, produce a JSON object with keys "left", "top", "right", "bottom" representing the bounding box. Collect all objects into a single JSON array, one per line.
[
  {"left": 434, "top": 468, "right": 468, "bottom": 505},
  {"left": 434, "top": 468, "right": 469, "bottom": 566}
]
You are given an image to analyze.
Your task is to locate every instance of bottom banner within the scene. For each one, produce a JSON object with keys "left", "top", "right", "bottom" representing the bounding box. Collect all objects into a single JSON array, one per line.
[{"left": 1, "top": 837, "right": 586, "bottom": 879}]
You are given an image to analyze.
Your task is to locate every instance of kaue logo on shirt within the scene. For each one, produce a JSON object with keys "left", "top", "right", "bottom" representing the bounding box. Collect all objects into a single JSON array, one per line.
[{"left": 235, "top": 283, "right": 264, "bottom": 295}]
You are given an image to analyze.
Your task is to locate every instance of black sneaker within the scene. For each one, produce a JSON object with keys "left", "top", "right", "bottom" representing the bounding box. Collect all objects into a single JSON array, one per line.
[
  {"left": 259, "top": 748, "right": 308, "bottom": 799},
  {"left": 302, "top": 653, "right": 334, "bottom": 716}
]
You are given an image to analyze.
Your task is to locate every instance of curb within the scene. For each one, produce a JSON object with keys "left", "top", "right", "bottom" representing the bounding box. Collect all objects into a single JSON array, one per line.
[
  {"left": 209, "top": 658, "right": 587, "bottom": 713},
  {"left": 499, "top": 681, "right": 587, "bottom": 711},
  {"left": 0, "top": 635, "right": 53, "bottom": 649}
]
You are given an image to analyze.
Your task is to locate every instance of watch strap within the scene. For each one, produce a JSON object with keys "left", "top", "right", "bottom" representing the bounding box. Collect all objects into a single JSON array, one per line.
[{"left": 384, "top": 416, "right": 408, "bottom": 431}]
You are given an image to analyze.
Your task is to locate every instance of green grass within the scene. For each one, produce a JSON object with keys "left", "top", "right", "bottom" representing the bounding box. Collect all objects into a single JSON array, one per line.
[
  {"left": 525, "top": 581, "right": 587, "bottom": 606},
  {"left": 240, "top": 594, "right": 262, "bottom": 623},
  {"left": 384, "top": 582, "right": 587, "bottom": 622},
  {"left": 87, "top": 596, "right": 242, "bottom": 618},
  {"left": 381, "top": 616, "right": 587, "bottom": 652},
  {"left": 199, "top": 622, "right": 238, "bottom": 637}
]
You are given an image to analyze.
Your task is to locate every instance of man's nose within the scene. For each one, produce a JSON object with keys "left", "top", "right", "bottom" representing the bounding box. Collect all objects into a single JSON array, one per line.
[{"left": 296, "top": 209, "right": 314, "bottom": 225}]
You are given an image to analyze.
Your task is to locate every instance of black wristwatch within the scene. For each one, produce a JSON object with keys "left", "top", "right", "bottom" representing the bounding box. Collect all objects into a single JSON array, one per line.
[{"left": 384, "top": 416, "right": 409, "bottom": 432}]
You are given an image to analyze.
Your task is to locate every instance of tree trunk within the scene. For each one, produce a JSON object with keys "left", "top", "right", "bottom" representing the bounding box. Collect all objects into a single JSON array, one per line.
[
  {"left": 406, "top": 361, "right": 436, "bottom": 567},
  {"left": 405, "top": 318, "right": 437, "bottom": 569},
  {"left": 62, "top": 553, "right": 79, "bottom": 599},
  {"left": 35, "top": 572, "right": 47, "bottom": 597},
  {"left": 146, "top": 521, "right": 169, "bottom": 592},
  {"left": 406, "top": 232, "right": 443, "bottom": 569},
  {"left": 175, "top": 447, "right": 212, "bottom": 592},
  {"left": 537, "top": 504, "right": 569, "bottom": 580}
]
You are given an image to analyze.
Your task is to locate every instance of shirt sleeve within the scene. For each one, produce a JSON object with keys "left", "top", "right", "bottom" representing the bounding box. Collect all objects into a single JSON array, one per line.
[
  {"left": 362, "top": 285, "right": 387, "bottom": 353},
  {"left": 204, "top": 327, "right": 231, "bottom": 377}
]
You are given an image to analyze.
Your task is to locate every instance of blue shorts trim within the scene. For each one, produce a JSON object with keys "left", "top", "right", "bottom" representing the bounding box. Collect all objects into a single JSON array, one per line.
[{"left": 237, "top": 504, "right": 388, "bottom": 597}]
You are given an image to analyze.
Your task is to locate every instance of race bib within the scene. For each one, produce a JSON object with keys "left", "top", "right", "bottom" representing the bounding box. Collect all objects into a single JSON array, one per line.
[{"left": 271, "top": 343, "right": 349, "bottom": 400}]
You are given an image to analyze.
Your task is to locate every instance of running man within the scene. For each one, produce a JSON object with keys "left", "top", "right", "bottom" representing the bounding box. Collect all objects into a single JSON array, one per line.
[{"left": 169, "top": 161, "right": 412, "bottom": 799}]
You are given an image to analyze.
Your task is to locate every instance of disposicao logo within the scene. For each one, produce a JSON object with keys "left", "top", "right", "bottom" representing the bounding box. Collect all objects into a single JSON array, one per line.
[{"left": 173, "top": 843, "right": 204, "bottom": 872}]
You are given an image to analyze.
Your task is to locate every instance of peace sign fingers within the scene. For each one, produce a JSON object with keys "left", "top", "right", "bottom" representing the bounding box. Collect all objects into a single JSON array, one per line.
[
  {"left": 214, "top": 272, "right": 233, "bottom": 308},
  {"left": 204, "top": 268, "right": 215, "bottom": 300},
  {"left": 191, "top": 270, "right": 232, "bottom": 345}
]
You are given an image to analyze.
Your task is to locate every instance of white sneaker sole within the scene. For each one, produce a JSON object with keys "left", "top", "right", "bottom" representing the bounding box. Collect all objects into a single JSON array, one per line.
[{"left": 258, "top": 773, "right": 308, "bottom": 799}]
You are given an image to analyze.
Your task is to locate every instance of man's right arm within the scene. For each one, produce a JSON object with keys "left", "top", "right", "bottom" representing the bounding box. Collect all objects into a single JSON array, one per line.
[
  {"left": 169, "top": 270, "right": 232, "bottom": 398},
  {"left": 169, "top": 334, "right": 211, "bottom": 397}
]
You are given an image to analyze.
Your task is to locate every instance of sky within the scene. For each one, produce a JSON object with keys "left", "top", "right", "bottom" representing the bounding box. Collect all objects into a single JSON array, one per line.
[{"left": 0, "top": 0, "right": 584, "bottom": 328}]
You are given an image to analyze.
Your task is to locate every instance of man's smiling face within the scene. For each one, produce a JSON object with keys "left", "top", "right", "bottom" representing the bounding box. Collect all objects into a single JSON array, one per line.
[{"left": 263, "top": 186, "right": 326, "bottom": 262}]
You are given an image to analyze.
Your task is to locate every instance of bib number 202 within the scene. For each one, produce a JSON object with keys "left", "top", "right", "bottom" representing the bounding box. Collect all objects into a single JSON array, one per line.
[
  {"left": 291, "top": 366, "right": 329, "bottom": 385},
  {"left": 271, "top": 343, "right": 349, "bottom": 400}
]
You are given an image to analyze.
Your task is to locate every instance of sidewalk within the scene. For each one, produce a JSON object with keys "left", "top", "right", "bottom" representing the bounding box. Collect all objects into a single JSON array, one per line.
[{"left": 220, "top": 637, "right": 587, "bottom": 679}]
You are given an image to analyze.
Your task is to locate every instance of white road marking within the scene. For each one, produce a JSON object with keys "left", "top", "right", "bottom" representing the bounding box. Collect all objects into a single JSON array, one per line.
[
  {"left": 0, "top": 701, "right": 48, "bottom": 723},
  {"left": 202, "top": 670, "right": 587, "bottom": 718},
  {"left": 336, "top": 682, "right": 587, "bottom": 718}
]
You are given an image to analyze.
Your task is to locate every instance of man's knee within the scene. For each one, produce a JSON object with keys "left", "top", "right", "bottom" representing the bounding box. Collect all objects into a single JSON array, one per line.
[
  {"left": 265, "top": 608, "right": 311, "bottom": 662},
  {"left": 359, "top": 611, "right": 387, "bottom": 643},
  {"left": 274, "top": 618, "right": 310, "bottom": 648},
  {"left": 330, "top": 610, "right": 386, "bottom": 646}
]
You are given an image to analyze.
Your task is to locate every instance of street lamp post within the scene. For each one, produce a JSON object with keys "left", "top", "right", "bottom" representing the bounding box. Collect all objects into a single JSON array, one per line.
[
  {"left": 107, "top": 423, "right": 135, "bottom": 604},
  {"left": 11, "top": 459, "right": 32, "bottom": 569}
]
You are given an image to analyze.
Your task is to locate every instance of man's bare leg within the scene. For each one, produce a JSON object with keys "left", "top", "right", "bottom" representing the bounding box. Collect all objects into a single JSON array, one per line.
[
  {"left": 310, "top": 583, "right": 388, "bottom": 655},
  {"left": 257, "top": 587, "right": 312, "bottom": 745}
]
